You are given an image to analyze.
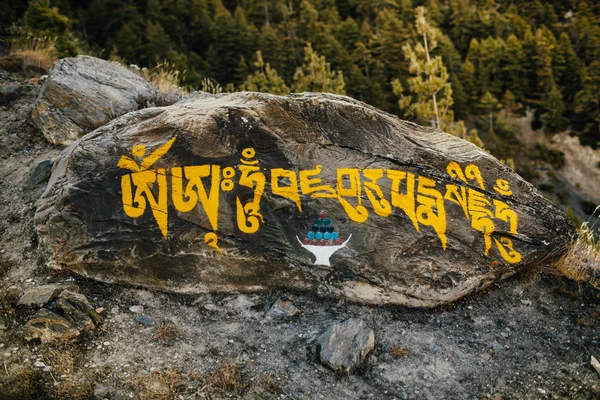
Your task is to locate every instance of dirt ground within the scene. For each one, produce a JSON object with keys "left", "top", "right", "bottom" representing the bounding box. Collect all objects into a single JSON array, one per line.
[{"left": 0, "top": 71, "right": 599, "bottom": 400}]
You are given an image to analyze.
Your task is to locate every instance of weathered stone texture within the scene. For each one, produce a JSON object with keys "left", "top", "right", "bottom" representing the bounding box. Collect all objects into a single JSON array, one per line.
[
  {"left": 35, "top": 91, "right": 574, "bottom": 307},
  {"left": 32, "top": 55, "right": 178, "bottom": 145}
]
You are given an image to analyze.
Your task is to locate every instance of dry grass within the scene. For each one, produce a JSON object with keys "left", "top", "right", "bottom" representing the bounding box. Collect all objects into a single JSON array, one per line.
[
  {"left": 131, "top": 62, "right": 188, "bottom": 96},
  {"left": 54, "top": 376, "right": 95, "bottom": 399},
  {"left": 391, "top": 346, "right": 408, "bottom": 358},
  {"left": 204, "top": 363, "right": 246, "bottom": 395},
  {"left": 9, "top": 30, "right": 58, "bottom": 73},
  {"left": 0, "top": 366, "right": 44, "bottom": 399},
  {"left": 152, "top": 322, "right": 182, "bottom": 344},
  {"left": 42, "top": 346, "right": 75, "bottom": 375},
  {"left": 554, "top": 206, "right": 600, "bottom": 290},
  {"left": 201, "top": 77, "right": 223, "bottom": 94},
  {"left": 129, "top": 369, "right": 183, "bottom": 400}
]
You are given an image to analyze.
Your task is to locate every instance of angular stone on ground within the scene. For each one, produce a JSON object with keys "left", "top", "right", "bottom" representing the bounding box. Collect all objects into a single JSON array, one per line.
[
  {"left": 49, "top": 298, "right": 95, "bottom": 332},
  {"left": 269, "top": 299, "right": 300, "bottom": 317},
  {"left": 32, "top": 55, "right": 179, "bottom": 145},
  {"left": 0, "top": 82, "right": 20, "bottom": 106},
  {"left": 58, "top": 290, "right": 102, "bottom": 325},
  {"left": 317, "top": 318, "right": 375, "bottom": 374},
  {"left": 17, "top": 284, "right": 79, "bottom": 307},
  {"left": 28, "top": 160, "right": 54, "bottom": 189},
  {"left": 22, "top": 291, "right": 101, "bottom": 343},
  {"left": 35, "top": 91, "right": 575, "bottom": 307},
  {"left": 22, "top": 308, "right": 80, "bottom": 343}
]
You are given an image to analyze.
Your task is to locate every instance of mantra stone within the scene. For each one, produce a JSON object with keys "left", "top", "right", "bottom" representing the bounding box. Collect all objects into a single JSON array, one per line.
[{"left": 34, "top": 92, "right": 575, "bottom": 308}]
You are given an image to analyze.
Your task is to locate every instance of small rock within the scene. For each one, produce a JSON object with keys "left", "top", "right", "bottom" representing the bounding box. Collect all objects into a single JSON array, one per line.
[
  {"left": 591, "top": 355, "right": 600, "bottom": 376},
  {"left": 28, "top": 160, "right": 54, "bottom": 190},
  {"left": 43, "top": 366, "right": 52, "bottom": 372},
  {"left": 537, "top": 388, "right": 546, "bottom": 395},
  {"left": 520, "top": 299, "right": 532, "bottom": 306},
  {"left": 22, "top": 308, "right": 80, "bottom": 343},
  {"left": 93, "top": 383, "right": 114, "bottom": 399},
  {"left": 33, "top": 360, "right": 46, "bottom": 368},
  {"left": 203, "top": 303, "right": 218, "bottom": 311},
  {"left": 17, "top": 284, "right": 79, "bottom": 307},
  {"left": 317, "top": 318, "right": 375, "bottom": 374},
  {"left": 501, "top": 332, "right": 509, "bottom": 338},
  {"left": 129, "top": 305, "right": 144, "bottom": 314},
  {"left": 0, "top": 82, "right": 20, "bottom": 106},
  {"left": 136, "top": 316, "right": 154, "bottom": 326},
  {"left": 269, "top": 299, "right": 300, "bottom": 317},
  {"left": 95, "top": 307, "right": 104, "bottom": 314},
  {"left": 479, "top": 353, "right": 492, "bottom": 361}
]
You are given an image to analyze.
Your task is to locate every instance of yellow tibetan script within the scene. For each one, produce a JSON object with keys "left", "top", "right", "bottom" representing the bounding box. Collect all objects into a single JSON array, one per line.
[{"left": 118, "top": 139, "right": 521, "bottom": 263}]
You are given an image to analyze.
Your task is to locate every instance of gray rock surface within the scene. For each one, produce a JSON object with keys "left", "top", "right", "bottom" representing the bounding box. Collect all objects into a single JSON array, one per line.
[
  {"left": 317, "top": 318, "right": 375, "bottom": 374},
  {"left": 32, "top": 56, "right": 179, "bottom": 145},
  {"left": 17, "top": 284, "right": 79, "bottom": 307},
  {"left": 0, "top": 82, "right": 20, "bottom": 106},
  {"left": 35, "top": 91, "right": 575, "bottom": 307},
  {"left": 28, "top": 160, "right": 53, "bottom": 189},
  {"left": 269, "top": 299, "right": 300, "bottom": 317}
]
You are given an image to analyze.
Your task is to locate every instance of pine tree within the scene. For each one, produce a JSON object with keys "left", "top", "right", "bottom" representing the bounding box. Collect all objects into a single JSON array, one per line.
[
  {"left": 293, "top": 43, "right": 346, "bottom": 94},
  {"left": 145, "top": 21, "right": 172, "bottom": 65},
  {"left": 22, "top": 0, "right": 77, "bottom": 56},
  {"left": 574, "top": 61, "right": 600, "bottom": 148},
  {"left": 534, "top": 27, "right": 557, "bottom": 97},
  {"left": 541, "top": 83, "right": 568, "bottom": 134},
  {"left": 240, "top": 51, "right": 290, "bottom": 94},
  {"left": 478, "top": 91, "right": 501, "bottom": 132},
  {"left": 23, "top": 0, "right": 71, "bottom": 35},
  {"left": 555, "top": 33, "right": 583, "bottom": 109},
  {"left": 392, "top": 6, "right": 450, "bottom": 129},
  {"left": 502, "top": 34, "right": 527, "bottom": 101},
  {"left": 460, "top": 59, "right": 478, "bottom": 107},
  {"left": 392, "top": 6, "right": 481, "bottom": 146}
]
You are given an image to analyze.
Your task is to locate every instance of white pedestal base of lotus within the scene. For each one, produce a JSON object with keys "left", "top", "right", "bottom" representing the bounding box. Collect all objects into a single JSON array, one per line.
[{"left": 296, "top": 235, "right": 352, "bottom": 266}]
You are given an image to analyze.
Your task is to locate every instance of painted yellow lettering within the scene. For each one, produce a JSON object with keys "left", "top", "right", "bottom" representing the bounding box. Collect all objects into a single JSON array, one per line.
[
  {"left": 416, "top": 176, "right": 447, "bottom": 250},
  {"left": 362, "top": 169, "right": 392, "bottom": 217},
  {"left": 493, "top": 200, "right": 518, "bottom": 235},
  {"left": 121, "top": 174, "right": 144, "bottom": 218},
  {"left": 446, "top": 161, "right": 468, "bottom": 184},
  {"left": 128, "top": 169, "right": 169, "bottom": 238},
  {"left": 444, "top": 184, "right": 469, "bottom": 219},
  {"left": 184, "top": 165, "right": 221, "bottom": 231},
  {"left": 494, "top": 237, "right": 521, "bottom": 263},
  {"left": 118, "top": 136, "right": 177, "bottom": 238},
  {"left": 171, "top": 166, "right": 197, "bottom": 213},
  {"left": 468, "top": 189, "right": 494, "bottom": 256},
  {"left": 299, "top": 166, "right": 336, "bottom": 198},
  {"left": 387, "top": 170, "right": 418, "bottom": 231},
  {"left": 236, "top": 148, "right": 266, "bottom": 234},
  {"left": 493, "top": 179, "right": 512, "bottom": 196},
  {"left": 336, "top": 168, "right": 368, "bottom": 223},
  {"left": 465, "top": 164, "right": 485, "bottom": 190},
  {"left": 271, "top": 168, "right": 302, "bottom": 212}
]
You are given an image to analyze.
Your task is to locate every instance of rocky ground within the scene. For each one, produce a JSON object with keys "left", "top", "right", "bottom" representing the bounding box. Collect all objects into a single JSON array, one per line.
[{"left": 1, "top": 71, "right": 599, "bottom": 400}]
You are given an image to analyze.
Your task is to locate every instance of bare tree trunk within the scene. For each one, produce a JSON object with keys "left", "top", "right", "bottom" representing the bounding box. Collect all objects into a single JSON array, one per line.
[
  {"left": 423, "top": 31, "right": 440, "bottom": 130},
  {"left": 264, "top": 0, "right": 270, "bottom": 25}
]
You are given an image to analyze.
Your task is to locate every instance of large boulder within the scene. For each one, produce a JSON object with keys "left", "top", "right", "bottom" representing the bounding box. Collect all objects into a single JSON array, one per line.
[
  {"left": 34, "top": 92, "right": 575, "bottom": 307},
  {"left": 32, "top": 56, "right": 179, "bottom": 146}
]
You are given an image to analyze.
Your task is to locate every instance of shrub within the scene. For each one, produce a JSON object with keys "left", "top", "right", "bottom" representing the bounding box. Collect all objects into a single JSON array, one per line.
[
  {"left": 531, "top": 143, "right": 566, "bottom": 169},
  {"left": 554, "top": 206, "right": 600, "bottom": 290},
  {"left": 8, "top": 28, "right": 58, "bottom": 73}
]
